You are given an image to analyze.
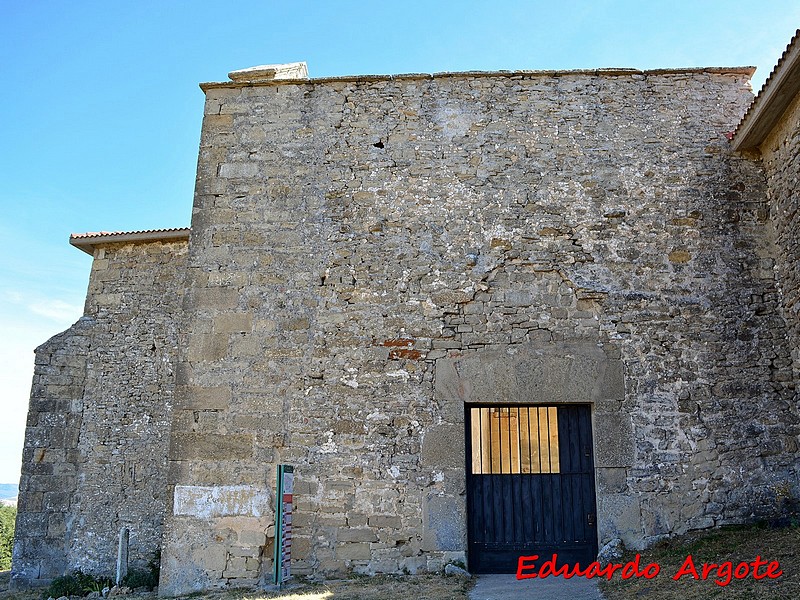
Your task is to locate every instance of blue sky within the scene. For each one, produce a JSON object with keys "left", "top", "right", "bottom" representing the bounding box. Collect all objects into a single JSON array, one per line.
[{"left": 1, "top": 1, "right": 798, "bottom": 484}]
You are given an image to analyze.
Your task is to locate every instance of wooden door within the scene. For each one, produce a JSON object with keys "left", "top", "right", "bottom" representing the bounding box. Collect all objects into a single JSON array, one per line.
[{"left": 465, "top": 404, "right": 597, "bottom": 573}]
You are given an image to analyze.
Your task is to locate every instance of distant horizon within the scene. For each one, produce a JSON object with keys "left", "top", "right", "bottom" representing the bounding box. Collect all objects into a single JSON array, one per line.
[{"left": 0, "top": 483, "right": 18, "bottom": 499}]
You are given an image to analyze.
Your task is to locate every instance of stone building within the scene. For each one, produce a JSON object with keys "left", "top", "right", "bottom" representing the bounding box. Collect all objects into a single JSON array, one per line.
[{"left": 12, "top": 33, "right": 800, "bottom": 595}]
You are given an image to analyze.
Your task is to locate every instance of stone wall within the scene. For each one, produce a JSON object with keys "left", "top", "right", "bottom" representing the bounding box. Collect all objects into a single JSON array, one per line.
[
  {"left": 759, "top": 91, "right": 800, "bottom": 385},
  {"left": 159, "top": 68, "right": 800, "bottom": 595},
  {"left": 12, "top": 239, "right": 187, "bottom": 587},
  {"left": 12, "top": 320, "right": 91, "bottom": 586}
]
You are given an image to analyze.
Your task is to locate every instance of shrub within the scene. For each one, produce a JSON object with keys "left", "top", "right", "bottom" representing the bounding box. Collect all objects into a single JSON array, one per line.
[
  {"left": 122, "top": 552, "right": 160, "bottom": 590},
  {"left": 44, "top": 570, "right": 112, "bottom": 598},
  {"left": 0, "top": 505, "right": 15, "bottom": 571},
  {"left": 44, "top": 574, "right": 83, "bottom": 598},
  {"left": 121, "top": 568, "right": 157, "bottom": 590}
]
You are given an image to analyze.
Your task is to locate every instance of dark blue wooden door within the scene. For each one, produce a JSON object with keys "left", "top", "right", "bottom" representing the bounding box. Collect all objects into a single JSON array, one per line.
[{"left": 465, "top": 404, "right": 597, "bottom": 574}]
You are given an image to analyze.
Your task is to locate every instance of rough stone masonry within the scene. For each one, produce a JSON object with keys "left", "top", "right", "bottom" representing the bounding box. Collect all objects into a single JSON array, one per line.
[
  {"left": 12, "top": 50, "right": 800, "bottom": 596},
  {"left": 13, "top": 234, "right": 188, "bottom": 585}
]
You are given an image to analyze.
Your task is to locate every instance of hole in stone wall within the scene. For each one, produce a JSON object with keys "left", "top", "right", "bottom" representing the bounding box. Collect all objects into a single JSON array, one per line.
[{"left": 373, "top": 140, "right": 384, "bottom": 148}]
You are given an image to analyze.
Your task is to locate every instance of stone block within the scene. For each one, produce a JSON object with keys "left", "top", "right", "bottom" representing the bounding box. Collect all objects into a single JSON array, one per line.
[
  {"left": 238, "top": 529, "right": 267, "bottom": 546},
  {"left": 203, "top": 113, "right": 234, "bottom": 130},
  {"left": 219, "top": 163, "right": 260, "bottom": 179},
  {"left": 640, "top": 497, "right": 683, "bottom": 537},
  {"left": 593, "top": 413, "right": 634, "bottom": 468},
  {"left": 186, "top": 333, "right": 229, "bottom": 361},
  {"left": 335, "top": 542, "right": 371, "bottom": 561},
  {"left": 338, "top": 528, "right": 378, "bottom": 542},
  {"left": 435, "top": 342, "right": 617, "bottom": 406},
  {"left": 400, "top": 556, "right": 427, "bottom": 575},
  {"left": 194, "top": 287, "right": 240, "bottom": 310},
  {"left": 230, "top": 335, "right": 262, "bottom": 358},
  {"left": 17, "top": 491, "right": 43, "bottom": 512},
  {"left": 213, "top": 312, "right": 253, "bottom": 333},
  {"left": 370, "top": 556, "right": 400, "bottom": 573},
  {"left": 599, "top": 360, "right": 625, "bottom": 401},
  {"left": 420, "top": 423, "right": 464, "bottom": 469},
  {"left": 46, "top": 513, "right": 66, "bottom": 537},
  {"left": 94, "top": 293, "right": 122, "bottom": 306},
  {"left": 222, "top": 555, "right": 248, "bottom": 578},
  {"left": 598, "top": 493, "right": 642, "bottom": 548},
  {"left": 176, "top": 386, "right": 231, "bottom": 410},
  {"left": 368, "top": 515, "right": 402, "bottom": 529},
  {"left": 42, "top": 491, "right": 70, "bottom": 511},
  {"left": 596, "top": 467, "right": 628, "bottom": 494},
  {"left": 170, "top": 433, "right": 253, "bottom": 460},
  {"left": 292, "top": 536, "right": 311, "bottom": 559},
  {"left": 505, "top": 290, "right": 534, "bottom": 306},
  {"left": 422, "top": 494, "right": 465, "bottom": 552}
]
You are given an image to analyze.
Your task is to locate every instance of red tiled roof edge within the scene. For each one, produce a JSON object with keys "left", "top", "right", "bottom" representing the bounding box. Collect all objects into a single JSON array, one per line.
[
  {"left": 70, "top": 227, "right": 191, "bottom": 239},
  {"left": 69, "top": 227, "right": 190, "bottom": 255}
]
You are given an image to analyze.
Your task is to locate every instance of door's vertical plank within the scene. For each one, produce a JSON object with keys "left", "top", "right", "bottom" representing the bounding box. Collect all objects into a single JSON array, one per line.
[
  {"left": 558, "top": 407, "right": 574, "bottom": 543},
  {"left": 511, "top": 407, "right": 520, "bottom": 543},
  {"left": 570, "top": 407, "right": 583, "bottom": 543},
  {"left": 579, "top": 405, "right": 597, "bottom": 553},
  {"left": 503, "top": 411, "right": 513, "bottom": 543}
]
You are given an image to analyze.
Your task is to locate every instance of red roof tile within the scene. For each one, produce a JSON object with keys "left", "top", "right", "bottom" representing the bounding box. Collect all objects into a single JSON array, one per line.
[{"left": 69, "top": 227, "right": 190, "bottom": 255}]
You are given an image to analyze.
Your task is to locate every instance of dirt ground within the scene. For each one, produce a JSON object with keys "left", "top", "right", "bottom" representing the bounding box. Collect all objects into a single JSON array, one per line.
[
  {"left": 200, "top": 574, "right": 472, "bottom": 600},
  {"left": 0, "top": 570, "right": 38, "bottom": 600},
  {"left": 2, "top": 524, "right": 797, "bottom": 599},
  {"left": 0, "top": 572, "right": 472, "bottom": 600}
]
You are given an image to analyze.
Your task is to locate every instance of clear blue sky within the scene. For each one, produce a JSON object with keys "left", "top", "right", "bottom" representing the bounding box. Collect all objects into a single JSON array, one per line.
[{"left": 1, "top": 1, "right": 798, "bottom": 484}]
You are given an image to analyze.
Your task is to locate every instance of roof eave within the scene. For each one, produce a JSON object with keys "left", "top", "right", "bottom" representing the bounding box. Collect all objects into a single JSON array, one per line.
[
  {"left": 733, "top": 30, "right": 800, "bottom": 151},
  {"left": 69, "top": 228, "right": 191, "bottom": 255}
]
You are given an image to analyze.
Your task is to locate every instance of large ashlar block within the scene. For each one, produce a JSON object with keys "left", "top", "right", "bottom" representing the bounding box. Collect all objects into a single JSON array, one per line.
[
  {"left": 170, "top": 434, "right": 253, "bottom": 460},
  {"left": 192, "top": 545, "right": 227, "bottom": 572},
  {"left": 596, "top": 466, "right": 629, "bottom": 493},
  {"left": 598, "top": 493, "right": 642, "bottom": 548},
  {"left": 435, "top": 342, "right": 624, "bottom": 406},
  {"left": 192, "top": 286, "right": 241, "bottom": 310},
  {"left": 420, "top": 423, "right": 464, "bottom": 469},
  {"left": 212, "top": 311, "right": 253, "bottom": 334},
  {"left": 338, "top": 528, "right": 378, "bottom": 543},
  {"left": 237, "top": 530, "right": 267, "bottom": 547},
  {"left": 336, "top": 542, "right": 371, "bottom": 561},
  {"left": 218, "top": 163, "right": 260, "bottom": 179},
  {"left": 186, "top": 333, "right": 228, "bottom": 362},
  {"left": 175, "top": 385, "right": 231, "bottom": 410},
  {"left": 422, "top": 494, "right": 466, "bottom": 552},
  {"left": 161, "top": 537, "right": 214, "bottom": 596},
  {"left": 593, "top": 413, "right": 634, "bottom": 468}
]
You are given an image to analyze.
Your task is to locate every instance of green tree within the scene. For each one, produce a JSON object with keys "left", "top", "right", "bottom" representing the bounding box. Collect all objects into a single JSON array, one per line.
[{"left": 0, "top": 505, "right": 16, "bottom": 571}]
